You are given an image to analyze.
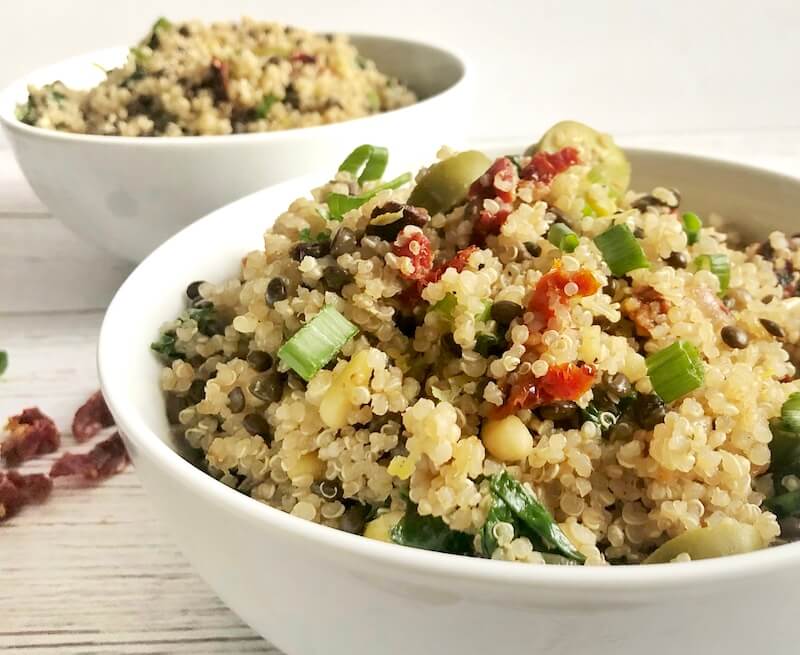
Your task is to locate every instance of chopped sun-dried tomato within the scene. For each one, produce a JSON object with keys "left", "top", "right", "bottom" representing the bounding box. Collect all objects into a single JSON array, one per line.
[
  {"left": 0, "top": 470, "right": 53, "bottom": 522},
  {"left": 291, "top": 52, "right": 317, "bottom": 64},
  {"left": 2, "top": 407, "right": 60, "bottom": 466},
  {"left": 397, "top": 244, "right": 479, "bottom": 303},
  {"left": 521, "top": 147, "right": 580, "bottom": 185},
  {"left": 471, "top": 207, "right": 512, "bottom": 246},
  {"left": 392, "top": 227, "right": 433, "bottom": 282},
  {"left": 50, "top": 432, "right": 130, "bottom": 481},
  {"left": 72, "top": 391, "right": 115, "bottom": 443},
  {"left": 492, "top": 363, "right": 596, "bottom": 419},
  {"left": 469, "top": 157, "right": 518, "bottom": 203},
  {"left": 529, "top": 263, "right": 600, "bottom": 323}
]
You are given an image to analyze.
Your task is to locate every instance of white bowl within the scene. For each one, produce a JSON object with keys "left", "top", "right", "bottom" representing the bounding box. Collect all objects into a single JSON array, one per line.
[
  {"left": 99, "top": 145, "right": 800, "bottom": 655},
  {"left": 0, "top": 36, "right": 468, "bottom": 262}
]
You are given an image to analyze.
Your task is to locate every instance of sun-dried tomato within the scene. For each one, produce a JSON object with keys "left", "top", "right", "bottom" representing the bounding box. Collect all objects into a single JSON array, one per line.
[
  {"left": 520, "top": 147, "right": 580, "bottom": 185},
  {"left": 621, "top": 286, "right": 672, "bottom": 337},
  {"left": 50, "top": 432, "right": 130, "bottom": 481},
  {"left": 471, "top": 206, "right": 512, "bottom": 246},
  {"left": 529, "top": 263, "right": 600, "bottom": 323},
  {"left": 0, "top": 471, "right": 52, "bottom": 522},
  {"left": 2, "top": 407, "right": 60, "bottom": 466},
  {"left": 492, "top": 363, "right": 596, "bottom": 419},
  {"left": 208, "top": 57, "right": 229, "bottom": 102},
  {"left": 72, "top": 391, "right": 115, "bottom": 443},
  {"left": 468, "top": 157, "right": 518, "bottom": 204},
  {"left": 392, "top": 227, "right": 434, "bottom": 282},
  {"left": 291, "top": 52, "right": 317, "bottom": 64}
]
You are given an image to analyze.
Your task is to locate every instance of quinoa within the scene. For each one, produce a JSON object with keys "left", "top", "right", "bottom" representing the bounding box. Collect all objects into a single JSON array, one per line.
[
  {"left": 17, "top": 17, "right": 416, "bottom": 136},
  {"left": 153, "top": 122, "right": 800, "bottom": 565}
]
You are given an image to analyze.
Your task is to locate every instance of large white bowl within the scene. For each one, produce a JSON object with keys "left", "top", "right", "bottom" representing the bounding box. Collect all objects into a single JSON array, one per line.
[
  {"left": 99, "top": 145, "right": 800, "bottom": 655},
  {"left": 0, "top": 36, "right": 468, "bottom": 262}
]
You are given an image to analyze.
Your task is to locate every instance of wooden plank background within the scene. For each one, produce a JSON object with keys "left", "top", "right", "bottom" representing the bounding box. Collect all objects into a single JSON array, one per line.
[{"left": 1, "top": 129, "right": 799, "bottom": 653}]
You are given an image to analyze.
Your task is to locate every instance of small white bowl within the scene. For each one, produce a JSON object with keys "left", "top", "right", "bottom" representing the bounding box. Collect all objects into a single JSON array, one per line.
[
  {"left": 99, "top": 145, "right": 800, "bottom": 655},
  {"left": 0, "top": 36, "right": 468, "bottom": 262}
]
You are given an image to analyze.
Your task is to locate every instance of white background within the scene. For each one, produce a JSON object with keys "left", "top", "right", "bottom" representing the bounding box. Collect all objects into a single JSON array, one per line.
[{"left": 1, "top": 0, "right": 799, "bottom": 137}]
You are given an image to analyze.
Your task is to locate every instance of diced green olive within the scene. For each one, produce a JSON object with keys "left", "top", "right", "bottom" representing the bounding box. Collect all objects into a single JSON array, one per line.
[
  {"left": 527, "top": 120, "right": 631, "bottom": 195},
  {"left": 407, "top": 150, "right": 492, "bottom": 215},
  {"left": 643, "top": 521, "right": 766, "bottom": 564}
]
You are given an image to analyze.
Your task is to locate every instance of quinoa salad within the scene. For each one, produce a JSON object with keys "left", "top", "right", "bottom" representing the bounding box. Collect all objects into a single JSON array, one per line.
[
  {"left": 16, "top": 17, "right": 416, "bottom": 136},
  {"left": 153, "top": 121, "right": 800, "bottom": 565}
]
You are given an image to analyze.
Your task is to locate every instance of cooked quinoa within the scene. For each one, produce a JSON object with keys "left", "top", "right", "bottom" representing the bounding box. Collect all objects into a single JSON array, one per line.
[
  {"left": 153, "top": 122, "right": 800, "bottom": 565},
  {"left": 17, "top": 17, "right": 416, "bottom": 136}
]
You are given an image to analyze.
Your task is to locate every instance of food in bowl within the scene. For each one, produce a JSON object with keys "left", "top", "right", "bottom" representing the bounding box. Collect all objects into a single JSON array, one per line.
[
  {"left": 152, "top": 121, "right": 800, "bottom": 565},
  {"left": 16, "top": 17, "right": 416, "bottom": 136}
]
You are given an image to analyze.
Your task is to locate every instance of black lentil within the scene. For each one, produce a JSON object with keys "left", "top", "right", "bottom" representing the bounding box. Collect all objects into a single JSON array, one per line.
[
  {"left": 330, "top": 227, "right": 358, "bottom": 257},
  {"left": 366, "top": 202, "right": 429, "bottom": 241},
  {"left": 185, "top": 280, "right": 204, "bottom": 301},
  {"left": 490, "top": 300, "right": 524, "bottom": 326},
  {"left": 633, "top": 226, "right": 645, "bottom": 239},
  {"left": 665, "top": 251, "right": 689, "bottom": 269},
  {"left": 394, "top": 313, "right": 418, "bottom": 338},
  {"left": 539, "top": 400, "right": 579, "bottom": 421},
  {"left": 607, "top": 419, "right": 635, "bottom": 442},
  {"left": 249, "top": 373, "right": 284, "bottom": 403},
  {"left": 322, "top": 264, "right": 352, "bottom": 291},
  {"left": 760, "top": 318, "right": 785, "bottom": 339},
  {"left": 441, "top": 333, "right": 462, "bottom": 357},
  {"left": 602, "top": 372, "right": 632, "bottom": 399},
  {"left": 720, "top": 325, "right": 749, "bottom": 349},
  {"left": 291, "top": 240, "right": 330, "bottom": 260},
  {"left": 187, "top": 379, "right": 206, "bottom": 404},
  {"left": 524, "top": 241, "right": 542, "bottom": 257},
  {"left": 340, "top": 503, "right": 368, "bottom": 534},
  {"left": 165, "top": 393, "right": 187, "bottom": 424},
  {"left": 266, "top": 277, "right": 288, "bottom": 305},
  {"left": 227, "top": 387, "right": 246, "bottom": 413},
  {"left": 762, "top": 294, "right": 775, "bottom": 304},
  {"left": 634, "top": 394, "right": 666, "bottom": 429},
  {"left": 191, "top": 298, "right": 213, "bottom": 310},
  {"left": 246, "top": 350, "right": 273, "bottom": 372},
  {"left": 242, "top": 413, "right": 272, "bottom": 441}
]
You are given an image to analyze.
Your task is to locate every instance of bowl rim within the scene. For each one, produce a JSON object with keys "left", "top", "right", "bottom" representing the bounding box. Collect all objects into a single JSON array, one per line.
[
  {"left": 98, "top": 144, "right": 800, "bottom": 592},
  {"left": 0, "top": 32, "right": 468, "bottom": 146}
]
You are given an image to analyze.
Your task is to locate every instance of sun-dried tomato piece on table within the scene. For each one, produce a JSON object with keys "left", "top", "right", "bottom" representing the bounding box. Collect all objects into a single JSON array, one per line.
[
  {"left": 0, "top": 471, "right": 53, "bottom": 522},
  {"left": 72, "top": 390, "right": 115, "bottom": 442},
  {"left": 1, "top": 407, "right": 60, "bottom": 466},
  {"left": 50, "top": 432, "right": 130, "bottom": 481},
  {"left": 492, "top": 363, "right": 596, "bottom": 419}
]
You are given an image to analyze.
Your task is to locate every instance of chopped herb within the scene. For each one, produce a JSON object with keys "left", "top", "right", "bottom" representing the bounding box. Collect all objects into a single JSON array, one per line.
[
  {"left": 769, "top": 417, "right": 800, "bottom": 489},
  {"left": 152, "top": 16, "right": 172, "bottom": 32},
  {"left": 781, "top": 393, "right": 800, "bottom": 433},
  {"left": 580, "top": 402, "right": 618, "bottom": 434},
  {"left": 431, "top": 293, "right": 457, "bottom": 317},
  {"left": 277, "top": 306, "right": 358, "bottom": 381},
  {"left": 547, "top": 222, "right": 579, "bottom": 253},
  {"left": 256, "top": 94, "right": 278, "bottom": 118},
  {"left": 693, "top": 254, "right": 730, "bottom": 293},
  {"left": 764, "top": 490, "right": 800, "bottom": 519},
  {"left": 594, "top": 224, "right": 650, "bottom": 276},
  {"left": 151, "top": 332, "right": 183, "bottom": 362},
  {"left": 481, "top": 494, "right": 516, "bottom": 557},
  {"left": 0, "top": 350, "right": 7, "bottom": 376},
  {"left": 476, "top": 300, "right": 492, "bottom": 322},
  {"left": 15, "top": 97, "right": 37, "bottom": 124},
  {"left": 316, "top": 205, "right": 331, "bottom": 221},
  {"left": 474, "top": 333, "right": 505, "bottom": 358},
  {"left": 366, "top": 90, "right": 380, "bottom": 111},
  {"left": 326, "top": 173, "right": 412, "bottom": 221},
  {"left": 682, "top": 212, "right": 702, "bottom": 245},
  {"left": 298, "top": 228, "right": 331, "bottom": 244},
  {"left": 490, "top": 471, "right": 585, "bottom": 562},
  {"left": 187, "top": 306, "right": 220, "bottom": 337},
  {"left": 337, "top": 144, "right": 389, "bottom": 184},
  {"left": 391, "top": 504, "right": 473, "bottom": 555},
  {"left": 645, "top": 340, "right": 704, "bottom": 403}
]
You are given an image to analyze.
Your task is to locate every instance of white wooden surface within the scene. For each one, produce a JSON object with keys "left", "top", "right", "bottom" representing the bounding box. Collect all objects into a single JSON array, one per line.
[{"left": 1, "top": 129, "right": 799, "bottom": 653}]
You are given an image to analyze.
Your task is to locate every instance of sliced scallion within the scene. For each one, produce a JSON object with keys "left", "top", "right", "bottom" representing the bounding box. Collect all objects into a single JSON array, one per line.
[
  {"left": 256, "top": 94, "right": 278, "bottom": 118},
  {"left": 326, "top": 173, "right": 412, "bottom": 221},
  {"left": 337, "top": 144, "right": 389, "bottom": 184},
  {"left": 431, "top": 293, "right": 457, "bottom": 316},
  {"left": 0, "top": 350, "right": 7, "bottom": 376},
  {"left": 693, "top": 254, "right": 730, "bottom": 293},
  {"left": 682, "top": 212, "right": 702, "bottom": 245},
  {"left": 645, "top": 340, "right": 704, "bottom": 403},
  {"left": 781, "top": 393, "right": 800, "bottom": 432},
  {"left": 548, "top": 222, "right": 579, "bottom": 253},
  {"left": 277, "top": 306, "right": 358, "bottom": 381},
  {"left": 594, "top": 224, "right": 650, "bottom": 276}
]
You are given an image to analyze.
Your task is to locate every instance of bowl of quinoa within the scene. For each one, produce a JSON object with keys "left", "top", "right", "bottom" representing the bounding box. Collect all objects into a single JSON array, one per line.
[
  {"left": 0, "top": 18, "right": 467, "bottom": 261},
  {"left": 99, "top": 123, "right": 800, "bottom": 655}
]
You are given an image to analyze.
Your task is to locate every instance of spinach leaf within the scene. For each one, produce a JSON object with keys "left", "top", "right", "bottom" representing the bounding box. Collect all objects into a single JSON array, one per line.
[
  {"left": 481, "top": 494, "right": 515, "bottom": 557},
  {"left": 391, "top": 504, "right": 473, "bottom": 556},
  {"left": 150, "top": 331, "right": 183, "bottom": 362}
]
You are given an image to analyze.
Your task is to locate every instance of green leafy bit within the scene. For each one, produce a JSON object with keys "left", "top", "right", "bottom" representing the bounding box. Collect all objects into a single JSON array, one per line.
[
  {"left": 326, "top": 173, "right": 412, "bottom": 220},
  {"left": 769, "top": 417, "right": 800, "bottom": 486},
  {"left": 152, "top": 16, "right": 172, "bottom": 32},
  {"left": 490, "top": 471, "right": 585, "bottom": 562},
  {"left": 277, "top": 306, "right": 358, "bottom": 381},
  {"left": 256, "top": 94, "right": 278, "bottom": 118},
  {"left": 299, "top": 228, "right": 330, "bottom": 244},
  {"left": 764, "top": 490, "right": 800, "bottom": 519},
  {"left": 0, "top": 350, "right": 7, "bottom": 377},
  {"left": 548, "top": 222, "right": 580, "bottom": 253},
  {"left": 474, "top": 333, "right": 505, "bottom": 358},
  {"left": 681, "top": 212, "right": 702, "bottom": 245},
  {"left": 337, "top": 144, "right": 389, "bottom": 184},
  {"left": 431, "top": 293, "right": 457, "bottom": 317},
  {"left": 645, "top": 340, "right": 704, "bottom": 403},
  {"left": 476, "top": 300, "right": 492, "bottom": 322},
  {"left": 481, "top": 494, "right": 516, "bottom": 556},
  {"left": 187, "top": 306, "right": 219, "bottom": 337},
  {"left": 693, "top": 254, "right": 730, "bottom": 293},
  {"left": 594, "top": 224, "right": 650, "bottom": 276},
  {"left": 151, "top": 331, "right": 183, "bottom": 361},
  {"left": 580, "top": 402, "right": 618, "bottom": 434},
  {"left": 391, "top": 504, "right": 473, "bottom": 555},
  {"left": 781, "top": 393, "right": 800, "bottom": 433}
]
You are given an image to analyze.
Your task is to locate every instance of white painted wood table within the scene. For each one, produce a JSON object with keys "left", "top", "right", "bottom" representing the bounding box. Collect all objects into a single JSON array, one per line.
[{"left": 1, "top": 129, "right": 799, "bottom": 654}]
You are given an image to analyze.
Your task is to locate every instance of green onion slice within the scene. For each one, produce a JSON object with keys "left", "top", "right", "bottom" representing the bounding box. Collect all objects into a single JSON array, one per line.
[
  {"left": 547, "top": 222, "right": 579, "bottom": 253},
  {"left": 0, "top": 350, "right": 7, "bottom": 376},
  {"left": 781, "top": 393, "right": 800, "bottom": 433},
  {"left": 337, "top": 144, "right": 389, "bottom": 184},
  {"left": 764, "top": 489, "right": 800, "bottom": 519},
  {"left": 693, "top": 254, "right": 730, "bottom": 293},
  {"left": 646, "top": 340, "right": 705, "bottom": 403},
  {"left": 682, "top": 212, "right": 702, "bottom": 245},
  {"left": 256, "top": 94, "right": 278, "bottom": 118},
  {"left": 326, "top": 173, "right": 412, "bottom": 221},
  {"left": 431, "top": 293, "right": 457, "bottom": 317},
  {"left": 277, "top": 306, "right": 358, "bottom": 381},
  {"left": 594, "top": 224, "right": 650, "bottom": 276}
]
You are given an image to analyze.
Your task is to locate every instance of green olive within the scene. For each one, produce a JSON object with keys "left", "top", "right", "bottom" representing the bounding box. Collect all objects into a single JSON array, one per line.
[
  {"left": 407, "top": 150, "right": 492, "bottom": 215},
  {"left": 643, "top": 521, "right": 766, "bottom": 564},
  {"left": 527, "top": 120, "right": 631, "bottom": 195}
]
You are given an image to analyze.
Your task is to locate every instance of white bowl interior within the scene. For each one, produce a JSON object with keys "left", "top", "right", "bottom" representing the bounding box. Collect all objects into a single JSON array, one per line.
[{"left": 99, "top": 145, "right": 800, "bottom": 587}]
